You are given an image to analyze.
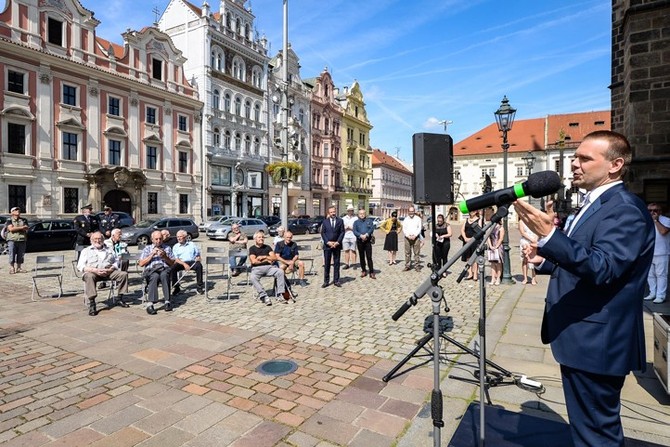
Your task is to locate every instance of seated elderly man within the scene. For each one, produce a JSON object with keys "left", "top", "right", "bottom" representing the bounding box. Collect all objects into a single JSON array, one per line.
[
  {"left": 274, "top": 230, "right": 307, "bottom": 287},
  {"left": 77, "top": 231, "right": 129, "bottom": 316},
  {"left": 139, "top": 230, "right": 175, "bottom": 315},
  {"left": 104, "top": 228, "right": 129, "bottom": 271},
  {"left": 249, "top": 230, "right": 289, "bottom": 306},
  {"left": 171, "top": 230, "right": 204, "bottom": 295}
]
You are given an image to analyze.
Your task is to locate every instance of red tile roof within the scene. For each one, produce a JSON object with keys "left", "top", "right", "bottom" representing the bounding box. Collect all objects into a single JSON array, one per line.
[
  {"left": 95, "top": 36, "right": 125, "bottom": 59},
  {"left": 372, "top": 149, "right": 413, "bottom": 174},
  {"left": 454, "top": 110, "right": 610, "bottom": 156}
]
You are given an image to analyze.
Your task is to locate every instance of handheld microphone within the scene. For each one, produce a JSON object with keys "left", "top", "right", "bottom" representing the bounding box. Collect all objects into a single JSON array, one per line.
[{"left": 458, "top": 171, "right": 561, "bottom": 213}]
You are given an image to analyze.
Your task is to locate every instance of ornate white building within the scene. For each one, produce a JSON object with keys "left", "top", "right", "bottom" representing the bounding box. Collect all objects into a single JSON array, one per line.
[
  {"left": 0, "top": 0, "right": 203, "bottom": 219},
  {"left": 159, "top": 0, "right": 270, "bottom": 218},
  {"left": 371, "top": 149, "right": 413, "bottom": 218}
]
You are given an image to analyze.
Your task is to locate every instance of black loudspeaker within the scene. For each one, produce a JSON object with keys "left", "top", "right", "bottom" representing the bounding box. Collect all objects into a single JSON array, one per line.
[{"left": 412, "top": 133, "right": 453, "bottom": 204}]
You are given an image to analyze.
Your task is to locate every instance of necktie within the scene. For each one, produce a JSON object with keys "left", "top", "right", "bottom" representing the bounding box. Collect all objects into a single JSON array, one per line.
[{"left": 331, "top": 218, "right": 335, "bottom": 227}]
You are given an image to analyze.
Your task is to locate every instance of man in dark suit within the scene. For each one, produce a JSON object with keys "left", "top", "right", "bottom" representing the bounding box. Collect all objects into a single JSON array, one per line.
[
  {"left": 74, "top": 204, "right": 100, "bottom": 247},
  {"left": 514, "top": 130, "right": 654, "bottom": 447},
  {"left": 320, "top": 205, "right": 344, "bottom": 288}
]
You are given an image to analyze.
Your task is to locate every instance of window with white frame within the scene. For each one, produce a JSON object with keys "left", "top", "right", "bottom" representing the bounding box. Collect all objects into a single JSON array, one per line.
[
  {"left": 178, "top": 115, "right": 187, "bottom": 132},
  {"left": 7, "top": 123, "right": 26, "bottom": 154},
  {"left": 234, "top": 97, "right": 241, "bottom": 115},
  {"left": 213, "top": 128, "right": 221, "bottom": 147},
  {"left": 63, "top": 187, "right": 78, "bottom": 213},
  {"left": 224, "top": 93, "right": 231, "bottom": 112},
  {"left": 179, "top": 194, "right": 188, "bottom": 214},
  {"left": 62, "top": 132, "right": 78, "bottom": 160},
  {"left": 516, "top": 166, "right": 523, "bottom": 177},
  {"left": 8, "top": 185, "right": 26, "bottom": 211},
  {"left": 148, "top": 192, "right": 158, "bottom": 214},
  {"left": 244, "top": 135, "right": 251, "bottom": 154},
  {"left": 234, "top": 133, "right": 241, "bottom": 151},
  {"left": 47, "top": 17, "right": 63, "bottom": 46},
  {"left": 244, "top": 100, "right": 251, "bottom": 119},
  {"left": 254, "top": 103, "right": 261, "bottom": 121},
  {"left": 152, "top": 58, "right": 162, "bottom": 81},
  {"left": 62, "top": 84, "right": 77, "bottom": 106},
  {"left": 146, "top": 145, "right": 158, "bottom": 169},
  {"left": 7, "top": 70, "right": 25, "bottom": 94},
  {"left": 178, "top": 151, "right": 188, "bottom": 173},
  {"left": 213, "top": 90, "right": 220, "bottom": 110},
  {"left": 253, "top": 137, "right": 260, "bottom": 155},
  {"left": 108, "top": 96, "right": 120, "bottom": 116},
  {"left": 224, "top": 130, "right": 231, "bottom": 149},
  {"left": 146, "top": 106, "right": 157, "bottom": 124},
  {"left": 108, "top": 139, "right": 122, "bottom": 165}
]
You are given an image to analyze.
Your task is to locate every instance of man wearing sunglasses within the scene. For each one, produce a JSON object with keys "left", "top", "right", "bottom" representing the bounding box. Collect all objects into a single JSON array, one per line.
[{"left": 644, "top": 203, "right": 670, "bottom": 304}]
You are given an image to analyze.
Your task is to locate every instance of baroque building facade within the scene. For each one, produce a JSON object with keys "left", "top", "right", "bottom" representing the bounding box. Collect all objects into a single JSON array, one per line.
[
  {"left": 0, "top": 0, "right": 203, "bottom": 219},
  {"left": 304, "top": 68, "right": 343, "bottom": 216},
  {"left": 159, "top": 0, "right": 269, "bottom": 218},
  {"left": 336, "top": 81, "right": 372, "bottom": 212}
]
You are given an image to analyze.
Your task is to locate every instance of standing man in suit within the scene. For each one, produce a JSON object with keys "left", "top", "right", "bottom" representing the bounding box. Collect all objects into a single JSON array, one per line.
[
  {"left": 514, "top": 130, "right": 654, "bottom": 447},
  {"left": 320, "top": 205, "right": 344, "bottom": 288},
  {"left": 74, "top": 204, "right": 99, "bottom": 248}
]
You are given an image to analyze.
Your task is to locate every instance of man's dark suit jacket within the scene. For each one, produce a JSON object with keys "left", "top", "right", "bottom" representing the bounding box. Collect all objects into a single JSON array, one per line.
[
  {"left": 321, "top": 217, "right": 344, "bottom": 247},
  {"left": 537, "top": 183, "right": 654, "bottom": 376}
]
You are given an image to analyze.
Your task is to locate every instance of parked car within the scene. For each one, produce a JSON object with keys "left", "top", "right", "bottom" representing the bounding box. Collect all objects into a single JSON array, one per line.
[
  {"left": 25, "top": 219, "right": 78, "bottom": 252},
  {"left": 120, "top": 218, "right": 199, "bottom": 246},
  {"left": 308, "top": 216, "right": 325, "bottom": 234},
  {"left": 268, "top": 218, "right": 311, "bottom": 236},
  {"left": 206, "top": 217, "right": 268, "bottom": 240},
  {"left": 367, "top": 216, "right": 383, "bottom": 229},
  {"left": 257, "top": 215, "right": 281, "bottom": 227},
  {"left": 95, "top": 211, "right": 134, "bottom": 228},
  {"left": 198, "top": 215, "right": 232, "bottom": 232}
]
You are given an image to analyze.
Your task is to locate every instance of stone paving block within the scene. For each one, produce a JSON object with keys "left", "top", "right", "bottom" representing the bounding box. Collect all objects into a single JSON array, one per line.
[
  {"left": 136, "top": 388, "right": 190, "bottom": 412},
  {"left": 43, "top": 427, "right": 105, "bottom": 446},
  {"left": 301, "top": 413, "right": 360, "bottom": 446},
  {"left": 215, "top": 410, "right": 263, "bottom": 436},
  {"left": 174, "top": 401, "right": 236, "bottom": 434},
  {"left": 89, "top": 426, "right": 150, "bottom": 447},
  {"left": 15, "top": 416, "right": 50, "bottom": 433},
  {"left": 132, "top": 408, "right": 185, "bottom": 435},
  {"left": 0, "top": 430, "right": 51, "bottom": 447},
  {"left": 354, "top": 407, "right": 407, "bottom": 437},
  {"left": 349, "top": 428, "right": 395, "bottom": 447},
  {"left": 89, "top": 403, "right": 153, "bottom": 435},
  {"left": 285, "top": 431, "right": 321, "bottom": 447},
  {"left": 39, "top": 408, "right": 101, "bottom": 438},
  {"left": 134, "top": 426, "right": 194, "bottom": 447},
  {"left": 181, "top": 425, "right": 242, "bottom": 447},
  {"left": 379, "top": 382, "right": 428, "bottom": 404},
  {"left": 319, "top": 399, "right": 365, "bottom": 423},
  {"left": 229, "top": 420, "right": 292, "bottom": 447}
]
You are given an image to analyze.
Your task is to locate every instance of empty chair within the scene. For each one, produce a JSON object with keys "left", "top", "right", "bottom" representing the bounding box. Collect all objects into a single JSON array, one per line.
[
  {"left": 204, "top": 255, "right": 232, "bottom": 301},
  {"left": 71, "top": 245, "right": 86, "bottom": 278},
  {"left": 32, "top": 255, "right": 65, "bottom": 301}
]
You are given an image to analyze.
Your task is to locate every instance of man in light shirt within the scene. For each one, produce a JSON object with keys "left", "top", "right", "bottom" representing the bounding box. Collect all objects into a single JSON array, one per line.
[
  {"left": 644, "top": 202, "right": 670, "bottom": 304},
  {"left": 402, "top": 206, "right": 423, "bottom": 271},
  {"left": 341, "top": 205, "right": 358, "bottom": 269}
]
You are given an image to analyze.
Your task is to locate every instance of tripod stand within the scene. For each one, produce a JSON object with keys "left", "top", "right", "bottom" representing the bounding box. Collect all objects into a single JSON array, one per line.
[{"left": 390, "top": 206, "right": 541, "bottom": 447}]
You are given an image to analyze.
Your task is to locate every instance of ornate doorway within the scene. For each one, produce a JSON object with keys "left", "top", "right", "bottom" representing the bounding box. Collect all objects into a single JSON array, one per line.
[{"left": 103, "top": 190, "right": 132, "bottom": 213}]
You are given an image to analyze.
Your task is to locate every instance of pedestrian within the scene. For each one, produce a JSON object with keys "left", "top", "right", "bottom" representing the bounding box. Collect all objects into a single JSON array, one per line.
[
  {"left": 514, "top": 130, "right": 654, "bottom": 447},
  {"left": 380, "top": 211, "right": 402, "bottom": 265},
  {"left": 485, "top": 211, "right": 504, "bottom": 286},
  {"left": 402, "top": 206, "right": 422, "bottom": 271},
  {"left": 5, "top": 206, "right": 29, "bottom": 274},
  {"left": 644, "top": 202, "right": 670, "bottom": 304},
  {"left": 353, "top": 208, "right": 376, "bottom": 279},
  {"left": 432, "top": 213, "right": 451, "bottom": 275},
  {"left": 460, "top": 210, "right": 482, "bottom": 281},
  {"left": 519, "top": 219, "right": 537, "bottom": 285},
  {"left": 341, "top": 205, "right": 358, "bottom": 269},
  {"left": 320, "top": 205, "right": 344, "bottom": 287}
]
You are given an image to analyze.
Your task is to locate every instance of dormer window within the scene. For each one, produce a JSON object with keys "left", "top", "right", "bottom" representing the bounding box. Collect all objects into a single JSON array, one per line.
[
  {"left": 152, "top": 58, "right": 163, "bottom": 81},
  {"left": 48, "top": 17, "right": 63, "bottom": 46}
]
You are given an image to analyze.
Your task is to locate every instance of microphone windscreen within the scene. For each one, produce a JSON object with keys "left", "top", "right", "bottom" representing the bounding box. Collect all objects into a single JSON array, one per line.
[{"left": 525, "top": 171, "right": 562, "bottom": 198}]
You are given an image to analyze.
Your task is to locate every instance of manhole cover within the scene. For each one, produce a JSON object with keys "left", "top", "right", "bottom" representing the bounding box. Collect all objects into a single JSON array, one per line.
[{"left": 256, "top": 359, "right": 298, "bottom": 376}]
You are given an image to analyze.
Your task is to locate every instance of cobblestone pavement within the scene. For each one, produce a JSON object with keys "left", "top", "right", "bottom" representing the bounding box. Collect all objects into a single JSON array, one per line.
[{"left": 1, "top": 227, "right": 669, "bottom": 446}]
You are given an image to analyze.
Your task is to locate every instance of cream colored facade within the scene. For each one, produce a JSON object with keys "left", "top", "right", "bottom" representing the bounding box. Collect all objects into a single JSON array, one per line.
[
  {"left": 336, "top": 81, "right": 372, "bottom": 212},
  {"left": 0, "top": 0, "right": 203, "bottom": 219}
]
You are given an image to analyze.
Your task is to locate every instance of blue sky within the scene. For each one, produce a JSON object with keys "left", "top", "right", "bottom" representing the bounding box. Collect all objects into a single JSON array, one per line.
[{"left": 85, "top": 0, "right": 611, "bottom": 163}]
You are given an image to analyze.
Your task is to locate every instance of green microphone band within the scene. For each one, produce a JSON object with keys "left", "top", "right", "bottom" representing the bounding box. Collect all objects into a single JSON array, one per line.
[{"left": 513, "top": 182, "right": 525, "bottom": 198}]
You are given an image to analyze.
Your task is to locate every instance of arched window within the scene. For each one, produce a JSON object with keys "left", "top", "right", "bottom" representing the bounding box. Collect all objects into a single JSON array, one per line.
[
  {"left": 234, "top": 132, "right": 242, "bottom": 151},
  {"left": 244, "top": 135, "right": 251, "bottom": 154},
  {"left": 251, "top": 67, "right": 262, "bottom": 88},
  {"left": 244, "top": 100, "right": 251, "bottom": 119},
  {"left": 232, "top": 57, "right": 245, "bottom": 81},
  {"left": 210, "top": 51, "right": 216, "bottom": 68},
  {"left": 254, "top": 137, "right": 260, "bottom": 155},
  {"left": 226, "top": 12, "right": 231, "bottom": 29},
  {"left": 224, "top": 130, "right": 231, "bottom": 149},
  {"left": 244, "top": 23, "right": 250, "bottom": 40},
  {"left": 234, "top": 97, "right": 241, "bottom": 115},
  {"left": 213, "top": 128, "right": 221, "bottom": 146},
  {"left": 254, "top": 103, "right": 261, "bottom": 121},
  {"left": 212, "top": 89, "right": 220, "bottom": 110},
  {"left": 298, "top": 108, "right": 305, "bottom": 126},
  {"left": 224, "top": 93, "right": 231, "bottom": 112},
  {"left": 216, "top": 53, "right": 222, "bottom": 71}
]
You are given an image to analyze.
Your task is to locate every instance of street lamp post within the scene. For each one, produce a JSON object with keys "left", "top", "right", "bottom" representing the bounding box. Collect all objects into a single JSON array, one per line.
[
  {"left": 494, "top": 96, "right": 517, "bottom": 285},
  {"left": 521, "top": 151, "right": 536, "bottom": 205}
]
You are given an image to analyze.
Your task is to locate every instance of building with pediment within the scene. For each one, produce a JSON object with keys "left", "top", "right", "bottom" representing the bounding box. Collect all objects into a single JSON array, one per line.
[
  {"left": 0, "top": 0, "right": 203, "bottom": 219},
  {"left": 158, "top": 0, "right": 270, "bottom": 218}
]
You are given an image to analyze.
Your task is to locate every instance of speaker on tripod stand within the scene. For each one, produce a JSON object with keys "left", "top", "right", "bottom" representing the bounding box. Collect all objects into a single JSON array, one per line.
[{"left": 413, "top": 133, "right": 453, "bottom": 206}]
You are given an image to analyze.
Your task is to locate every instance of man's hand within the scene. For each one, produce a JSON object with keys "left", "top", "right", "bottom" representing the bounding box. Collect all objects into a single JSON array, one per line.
[
  {"left": 513, "top": 199, "right": 556, "bottom": 238},
  {"left": 522, "top": 243, "right": 544, "bottom": 266}
]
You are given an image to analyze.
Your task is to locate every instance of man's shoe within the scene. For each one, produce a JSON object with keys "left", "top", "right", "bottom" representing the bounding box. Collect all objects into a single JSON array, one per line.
[
  {"left": 343, "top": 265, "right": 349, "bottom": 270},
  {"left": 370, "top": 273, "right": 376, "bottom": 279},
  {"left": 333, "top": 282, "right": 341, "bottom": 288},
  {"left": 403, "top": 266, "right": 411, "bottom": 271},
  {"left": 172, "top": 286, "right": 181, "bottom": 295},
  {"left": 321, "top": 282, "right": 329, "bottom": 288},
  {"left": 264, "top": 296, "right": 273, "bottom": 306},
  {"left": 164, "top": 301, "right": 173, "bottom": 312},
  {"left": 117, "top": 295, "right": 130, "bottom": 308},
  {"left": 653, "top": 297, "right": 666, "bottom": 304},
  {"left": 299, "top": 279, "right": 308, "bottom": 287},
  {"left": 231, "top": 270, "right": 240, "bottom": 277},
  {"left": 88, "top": 302, "right": 97, "bottom": 316},
  {"left": 643, "top": 294, "right": 655, "bottom": 301},
  {"left": 361, "top": 271, "right": 367, "bottom": 278},
  {"left": 99, "top": 281, "right": 108, "bottom": 289},
  {"left": 196, "top": 286, "right": 205, "bottom": 295},
  {"left": 146, "top": 305, "right": 157, "bottom": 315},
  {"left": 415, "top": 267, "right": 421, "bottom": 272}
]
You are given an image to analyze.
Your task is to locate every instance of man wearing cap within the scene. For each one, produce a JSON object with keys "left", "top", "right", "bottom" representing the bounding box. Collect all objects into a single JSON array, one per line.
[
  {"left": 74, "top": 204, "right": 100, "bottom": 248},
  {"left": 341, "top": 205, "right": 358, "bottom": 269},
  {"left": 5, "top": 206, "right": 29, "bottom": 274},
  {"left": 99, "top": 206, "right": 120, "bottom": 239}
]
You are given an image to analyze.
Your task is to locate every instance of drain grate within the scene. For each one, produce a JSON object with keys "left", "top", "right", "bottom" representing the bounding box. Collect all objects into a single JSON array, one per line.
[{"left": 256, "top": 359, "right": 298, "bottom": 376}]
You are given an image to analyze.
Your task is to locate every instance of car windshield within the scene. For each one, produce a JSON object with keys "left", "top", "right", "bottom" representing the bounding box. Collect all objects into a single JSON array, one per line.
[
  {"left": 220, "top": 218, "right": 239, "bottom": 225},
  {"left": 134, "top": 220, "right": 157, "bottom": 228},
  {"left": 206, "top": 217, "right": 221, "bottom": 222}
]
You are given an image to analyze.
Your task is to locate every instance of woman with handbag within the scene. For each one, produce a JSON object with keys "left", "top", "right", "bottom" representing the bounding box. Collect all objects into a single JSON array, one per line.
[
  {"left": 380, "top": 211, "right": 402, "bottom": 265},
  {"left": 432, "top": 214, "right": 451, "bottom": 276},
  {"left": 460, "top": 210, "right": 482, "bottom": 281}
]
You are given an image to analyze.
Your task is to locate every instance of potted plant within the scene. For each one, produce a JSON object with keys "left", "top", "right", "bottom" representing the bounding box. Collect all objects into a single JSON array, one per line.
[{"left": 265, "top": 161, "right": 303, "bottom": 183}]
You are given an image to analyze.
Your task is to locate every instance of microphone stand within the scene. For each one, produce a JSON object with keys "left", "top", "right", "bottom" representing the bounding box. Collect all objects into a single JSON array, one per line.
[{"left": 390, "top": 206, "right": 512, "bottom": 447}]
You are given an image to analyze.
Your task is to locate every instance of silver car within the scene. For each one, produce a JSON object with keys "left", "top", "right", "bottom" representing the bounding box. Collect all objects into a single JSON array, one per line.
[
  {"left": 198, "top": 215, "right": 232, "bottom": 232},
  {"left": 206, "top": 217, "right": 268, "bottom": 240}
]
